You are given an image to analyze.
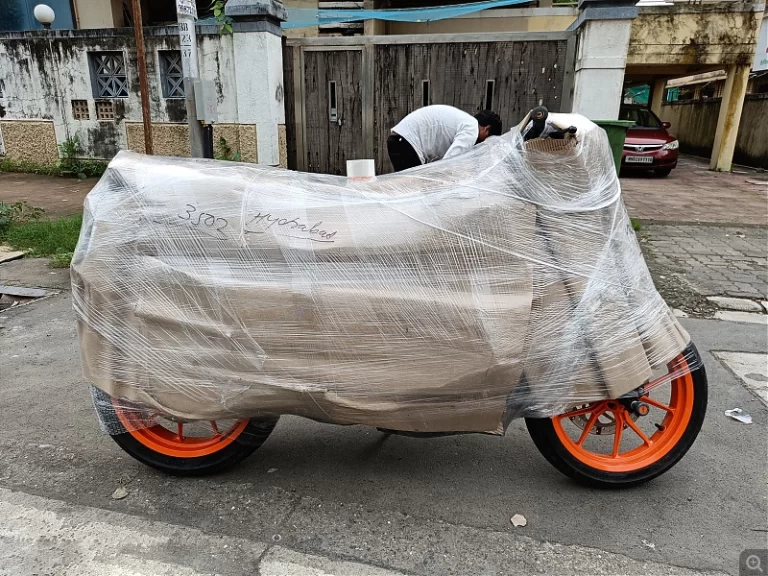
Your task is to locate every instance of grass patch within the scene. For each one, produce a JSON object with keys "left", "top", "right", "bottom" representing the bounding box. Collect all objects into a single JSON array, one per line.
[
  {"left": 631, "top": 218, "right": 642, "bottom": 232},
  {"left": 49, "top": 251, "right": 75, "bottom": 268},
  {"left": 0, "top": 157, "right": 106, "bottom": 179},
  {"left": 3, "top": 214, "right": 82, "bottom": 258},
  {"left": 0, "top": 158, "right": 61, "bottom": 177}
]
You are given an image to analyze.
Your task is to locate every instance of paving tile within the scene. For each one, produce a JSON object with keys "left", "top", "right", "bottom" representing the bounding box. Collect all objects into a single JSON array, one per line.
[
  {"left": 714, "top": 310, "right": 768, "bottom": 325},
  {"left": 706, "top": 296, "right": 764, "bottom": 313}
]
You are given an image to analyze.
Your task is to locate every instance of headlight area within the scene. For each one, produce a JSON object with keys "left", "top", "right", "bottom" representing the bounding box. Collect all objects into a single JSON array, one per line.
[{"left": 663, "top": 140, "right": 680, "bottom": 150}]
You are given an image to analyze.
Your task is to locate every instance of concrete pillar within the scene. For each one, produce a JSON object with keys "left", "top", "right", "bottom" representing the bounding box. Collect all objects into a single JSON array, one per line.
[
  {"left": 570, "top": 0, "right": 638, "bottom": 120},
  {"left": 650, "top": 78, "right": 665, "bottom": 117},
  {"left": 226, "top": 0, "right": 288, "bottom": 167},
  {"left": 710, "top": 64, "right": 751, "bottom": 172}
]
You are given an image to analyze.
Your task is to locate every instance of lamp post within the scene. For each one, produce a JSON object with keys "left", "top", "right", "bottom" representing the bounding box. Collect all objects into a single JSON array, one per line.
[{"left": 33, "top": 4, "right": 55, "bottom": 29}]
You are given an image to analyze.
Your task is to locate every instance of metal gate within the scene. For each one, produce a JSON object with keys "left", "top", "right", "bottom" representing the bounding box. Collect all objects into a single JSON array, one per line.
[{"left": 285, "top": 32, "right": 575, "bottom": 175}]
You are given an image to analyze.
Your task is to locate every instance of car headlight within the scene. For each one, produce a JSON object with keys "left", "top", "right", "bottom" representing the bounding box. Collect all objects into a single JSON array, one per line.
[{"left": 663, "top": 140, "right": 679, "bottom": 150}]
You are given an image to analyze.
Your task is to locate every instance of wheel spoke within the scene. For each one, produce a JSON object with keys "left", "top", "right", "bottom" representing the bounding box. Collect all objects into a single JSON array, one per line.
[
  {"left": 624, "top": 415, "right": 652, "bottom": 446},
  {"left": 611, "top": 410, "right": 624, "bottom": 457},
  {"left": 210, "top": 421, "right": 220, "bottom": 436},
  {"left": 640, "top": 396, "right": 674, "bottom": 414},
  {"left": 177, "top": 422, "right": 184, "bottom": 441},
  {"left": 559, "top": 404, "right": 599, "bottom": 419},
  {"left": 576, "top": 407, "right": 605, "bottom": 447}
]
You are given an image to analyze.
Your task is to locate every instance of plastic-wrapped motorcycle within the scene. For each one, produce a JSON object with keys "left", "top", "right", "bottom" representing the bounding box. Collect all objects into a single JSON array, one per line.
[{"left": 73, "top": 109, "right": 707, "bottom": 489}]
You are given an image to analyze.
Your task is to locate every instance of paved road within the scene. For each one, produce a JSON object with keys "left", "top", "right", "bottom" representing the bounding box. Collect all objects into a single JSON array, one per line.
[{"left": 1, "top": 289, "right": 766, "bottom": 576}]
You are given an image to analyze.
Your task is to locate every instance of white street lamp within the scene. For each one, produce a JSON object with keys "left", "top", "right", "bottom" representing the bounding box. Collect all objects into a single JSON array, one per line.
[{"left": 33, "top": 4, "right": 56, "bottom": 29}]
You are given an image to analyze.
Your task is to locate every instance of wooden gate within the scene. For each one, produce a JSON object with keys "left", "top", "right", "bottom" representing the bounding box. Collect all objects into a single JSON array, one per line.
[
  {"left": 285, "top": 46, "right": 371, "bottom": 174},
  {"left": 285, "top": 32, "right": 575, "bottom": 175}
]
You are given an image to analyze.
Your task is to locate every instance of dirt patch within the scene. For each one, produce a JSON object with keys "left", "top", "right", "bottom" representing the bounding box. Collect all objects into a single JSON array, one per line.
[{"left": 0, "top": 173, "right": 95, "bottom": 217}]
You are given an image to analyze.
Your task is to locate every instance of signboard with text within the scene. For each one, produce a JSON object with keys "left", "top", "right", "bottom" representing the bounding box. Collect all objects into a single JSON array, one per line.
[{"left": 176, "top": 0, "right": 198, "bottom": 19}]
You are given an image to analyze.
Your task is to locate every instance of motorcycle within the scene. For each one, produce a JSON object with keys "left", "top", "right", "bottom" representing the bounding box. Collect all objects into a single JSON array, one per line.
[{"left": 74, "top": 108, "right": 707, "bottom": 489}]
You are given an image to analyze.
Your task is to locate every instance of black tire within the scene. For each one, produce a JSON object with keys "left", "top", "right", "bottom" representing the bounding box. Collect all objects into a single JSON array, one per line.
[
  {"left": 655, "top": 168, "right": 672, "bottom": 177},
  {"left": 92, "top": 388, "right": 277, "bottom": 476},
  {"left": 525, "top": 345, "right": 707, "bottom": 489}
]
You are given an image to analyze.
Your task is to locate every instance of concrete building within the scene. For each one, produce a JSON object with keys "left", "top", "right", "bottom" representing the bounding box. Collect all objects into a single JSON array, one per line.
[{"left": 0, "top": 0, "right": 764, "bottom": 172}]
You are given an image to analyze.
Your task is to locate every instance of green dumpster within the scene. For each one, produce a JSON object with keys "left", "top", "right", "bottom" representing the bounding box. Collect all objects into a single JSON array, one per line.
[{"left": 592, "top": 120, "right": 634, "bottom": 174}]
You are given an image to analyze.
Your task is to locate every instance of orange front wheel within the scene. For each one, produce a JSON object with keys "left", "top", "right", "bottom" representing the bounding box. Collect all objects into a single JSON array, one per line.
[{"left": 526, "top": 343, "right": 707, "bottom": 488}]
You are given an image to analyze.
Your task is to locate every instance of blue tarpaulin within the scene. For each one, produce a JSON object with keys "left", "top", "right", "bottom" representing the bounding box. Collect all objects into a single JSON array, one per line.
[{"left": 283, "top": 0, "right": 532, "bottom": 29}]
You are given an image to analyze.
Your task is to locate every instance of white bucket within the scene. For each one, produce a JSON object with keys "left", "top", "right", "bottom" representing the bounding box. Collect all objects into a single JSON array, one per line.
[{"left": 346, "top": 159, "right": 376, "bottom": 180}]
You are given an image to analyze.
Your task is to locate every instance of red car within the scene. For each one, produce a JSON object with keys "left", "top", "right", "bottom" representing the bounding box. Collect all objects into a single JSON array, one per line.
[{"left": 619, "top": 105, "right": 679, "bottom": 177}]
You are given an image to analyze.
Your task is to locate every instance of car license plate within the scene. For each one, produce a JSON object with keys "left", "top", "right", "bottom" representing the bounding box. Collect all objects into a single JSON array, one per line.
[{"left": 625, "top": 155, "right": 654, "bottom": 164}]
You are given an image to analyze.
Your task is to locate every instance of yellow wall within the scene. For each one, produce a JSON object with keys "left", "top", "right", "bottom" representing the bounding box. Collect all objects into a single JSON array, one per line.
[
  {"left": 125, "top": 123, "right": 259, "bottom": 163},
  {"left": 283, "top": 0, "right": 320, "bottom": 38},
  {"left": 387, "top": 12, "right": 576, "bottom": 35},
  {"left": 628, "top": 5, "right": 763, "bottom": 68},
  {"left": 74, "top": 0, "right": 123, "bottom": 28}
]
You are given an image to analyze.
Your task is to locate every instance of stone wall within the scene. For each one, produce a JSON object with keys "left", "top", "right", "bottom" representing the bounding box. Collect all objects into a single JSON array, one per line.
[
  {"left": 125, "top": 122, "right": 258, "bottom": 163},
  {"left": 0, "top": 120, "right": 59, "bottom": 164},
  {"left": 660, "top": 95, "right": 768, "bottom": 169}
]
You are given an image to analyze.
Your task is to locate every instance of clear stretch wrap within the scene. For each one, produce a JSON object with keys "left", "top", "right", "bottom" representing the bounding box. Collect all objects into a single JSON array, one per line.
[{"left": 73, "top": 114, "right": 696, "bottom": 435}]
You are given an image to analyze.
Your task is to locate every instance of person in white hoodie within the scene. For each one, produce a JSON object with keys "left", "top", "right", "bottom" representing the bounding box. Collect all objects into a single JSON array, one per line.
[{"left": 387, "top": 105, "right": 502, "bottom": 172}]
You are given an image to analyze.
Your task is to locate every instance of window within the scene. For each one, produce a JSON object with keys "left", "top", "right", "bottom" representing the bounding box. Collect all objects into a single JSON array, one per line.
[
  {"left": 159, "top": 50, "right": 184, "bottom": 98},
  {"left": 89, "top": 52, "right": 128, "bottom": 98},
  {"left": 71, "top": 99, "right": 89, "bottom": 120},
  {"left": 618, "top": 106, "right": 662, "bottom": 128},
  {"left": 421, "top": 80, "right": 430, "bottom": 107},
  {"left": 485, "top": 80, "right": 495, "bottom": 110},
  {"left": 96, "top": 100, "right": 116, "bottom": 121}
]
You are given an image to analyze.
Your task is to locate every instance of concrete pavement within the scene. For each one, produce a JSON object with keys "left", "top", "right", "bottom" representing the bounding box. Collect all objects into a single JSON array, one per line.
[
  {"left": 0, "top": 289, "right": 765, "bottom": 576},
  {"left": 621, "top": 156, "right": 767, "bottom": 227}
]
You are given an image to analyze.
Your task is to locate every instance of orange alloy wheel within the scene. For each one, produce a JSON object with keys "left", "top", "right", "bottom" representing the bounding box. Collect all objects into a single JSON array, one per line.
[
  {"left": 551, "top": 355, "right": 696, "bottom": 473},
  {"left": 115, "top": 407, "right": 250, "bottom": 459}
]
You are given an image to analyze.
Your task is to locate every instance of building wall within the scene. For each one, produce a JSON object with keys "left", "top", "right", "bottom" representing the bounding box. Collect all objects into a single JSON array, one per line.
[
  {"left": 124, "top": 122, "right": 258, "bottom": 162},
  {"left": 660, "top": 95, "right": 768, "bottom": 169},
  {"left": 74, "top": 0, "right": 124, "bottom": 29},
  {"left": 628, "top": 3, "right": 763, "bottom": 69},
  {"left": 0, "top": 27, "right": 243, "bottom": 164},
  {"left": 385, "top": 8, "right": 577, "bottom": 35}
]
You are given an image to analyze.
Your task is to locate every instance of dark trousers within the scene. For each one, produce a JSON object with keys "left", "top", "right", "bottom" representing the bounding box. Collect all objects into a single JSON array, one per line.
[{"left": 387, "top": 134, "right": 422, "bottom": 172}]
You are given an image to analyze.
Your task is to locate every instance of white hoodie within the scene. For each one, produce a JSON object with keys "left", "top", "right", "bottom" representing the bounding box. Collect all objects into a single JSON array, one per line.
[{"left": 392, "top": 105, "right": 479, "bottom": 164}]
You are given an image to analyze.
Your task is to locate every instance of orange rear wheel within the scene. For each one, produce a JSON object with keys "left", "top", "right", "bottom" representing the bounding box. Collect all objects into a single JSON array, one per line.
[
  {"left": 114, "top": 406, "right": 250, "bottom": 459},
  {"left": 90, "top": 387, "right": 278, "bottom": 476}
]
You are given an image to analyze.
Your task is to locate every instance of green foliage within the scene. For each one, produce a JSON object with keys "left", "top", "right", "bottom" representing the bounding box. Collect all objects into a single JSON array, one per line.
[
  {"left": 0, "top": 138, "right": 106, "bottom": 179},
  {"left": 0, "top": 158, "right": 61, "bottom": 176},
  {"left": 0, "top": 201, "right": 45, "bottom": 236},
  {"left": 58, "top": 136, "right": 106, "bottom": 179},
  {"left": 0, "top": 200, "right": 80, "bottom": 267},
  {"left": 209, "top": 0, "right": 233, "bottom": 34},
  {"left": 215, "top": 136, "right": 241, "bottom": 162},
  {"left": 2, "top": 214, "right": 82, "bottom": 258},
  {"left": 49, "top": 250, "right": 75, "bottom": 268},
  {"left": 631, "top": 218, "right": 642, "bottom": 232}
]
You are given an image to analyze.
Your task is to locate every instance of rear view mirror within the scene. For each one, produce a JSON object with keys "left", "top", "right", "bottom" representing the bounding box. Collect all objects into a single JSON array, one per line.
[{"left": 662, "top": 121, "right": 672, "bottom": 129}]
